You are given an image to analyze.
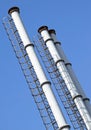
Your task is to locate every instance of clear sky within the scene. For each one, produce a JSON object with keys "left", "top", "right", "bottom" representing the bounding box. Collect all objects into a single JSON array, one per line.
[{"left": 0, "top": 1, "right": 91, "bottom": 130}]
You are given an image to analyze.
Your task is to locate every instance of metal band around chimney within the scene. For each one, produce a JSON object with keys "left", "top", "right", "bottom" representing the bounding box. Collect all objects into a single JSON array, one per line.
[
  {"left": 54, "top": 41, "right": 61, "bottom": 45},
  {"left": 59, "top": 124, "right": 70, "bottom": 130},
  {"left": 56, "top": 59, "right": 64, "bottom": 65},
  {"left": 73, "top": 94, "right": 82, "bottom": 101},
  {"left": 65, "top": 63, "right": 72, "bottom": 66},
  {"left": 45, "top": 38, "right": 54, "bottom": 44},
  {"left": 25, "top": 43, "right": 34, "bottom": 50},
  {"left": 41, "top": 81, "right": 51, "bottom": 88},
  {"left": 83, "top": 98, "right": 90, "bottom": 101}
]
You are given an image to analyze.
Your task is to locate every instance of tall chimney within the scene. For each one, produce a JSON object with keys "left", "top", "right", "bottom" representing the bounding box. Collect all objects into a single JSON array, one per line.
[
  {"left": 8, "top": 7, "right": 70, "bottom": 130},
  {"left": 38, "top": 26, "right": 91, "bottom": 130},
  {"left": 48, "top": 29, "right": 91, "bottom": 116}
]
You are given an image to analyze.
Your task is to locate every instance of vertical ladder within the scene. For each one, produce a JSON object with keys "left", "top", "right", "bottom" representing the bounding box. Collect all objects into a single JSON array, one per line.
[
  {"left": 34, "top": 36, "right": 87, "bottom": 130},
  {"left": 3, "top": 16, "right": 58, "bottom": 130}
]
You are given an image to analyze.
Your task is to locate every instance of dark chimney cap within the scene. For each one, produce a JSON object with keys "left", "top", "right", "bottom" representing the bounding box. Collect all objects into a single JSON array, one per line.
[
  {"left": 8, "top": 7, "right": 20, "bottom": 15},
  {"left": 49, "top": 29, "right": 56, "bottom": 35},
  {"left": 38, "top": 26, "right": 48, "bottom": 33}
]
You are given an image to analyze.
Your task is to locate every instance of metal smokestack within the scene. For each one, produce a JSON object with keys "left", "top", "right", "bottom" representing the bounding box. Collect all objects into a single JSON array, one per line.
[
  {"left": 49, "top": 29, "right": 91, "bottom": 116},
  {"left": 38, "top": 26, "right": 91, "bottom": 130},
  {"left": 8, "top": 7, "right": 70, "bottom": 130}
]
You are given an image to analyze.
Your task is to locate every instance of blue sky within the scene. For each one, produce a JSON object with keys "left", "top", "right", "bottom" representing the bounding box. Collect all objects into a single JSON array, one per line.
[{"left": 0, "top": 1, "right": 91, "bottom": 130}]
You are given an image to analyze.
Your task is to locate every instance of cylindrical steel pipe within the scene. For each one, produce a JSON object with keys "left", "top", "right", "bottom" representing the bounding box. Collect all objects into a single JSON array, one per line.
[
  {"left": 49, "top": 29, "right": 91, "bottom": 116},
  {"left": 38, "top": 26, "right": 91, "bottom": 130},
  {"left": 8, "top": 7, "right": 70, "bottom": 130}
]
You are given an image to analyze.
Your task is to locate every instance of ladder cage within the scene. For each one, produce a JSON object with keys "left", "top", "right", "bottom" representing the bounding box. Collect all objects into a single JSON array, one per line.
[
  {"left": 33, "top": 35, "right": 87, "bottom": 130},
  {"left": 3, "top": 16, "right": 59, "bottom": 130}
]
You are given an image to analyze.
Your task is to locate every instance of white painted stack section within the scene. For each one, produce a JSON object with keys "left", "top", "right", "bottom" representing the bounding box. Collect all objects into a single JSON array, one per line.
[
  {"left": 49, "top": 29, "right": 91, "bottom": 117},
  {"left": 38, "top": 26, "right": 91, "bottom": 130},
  {"left": 8, "top": 7, "right": 70, "bottom": 130}
]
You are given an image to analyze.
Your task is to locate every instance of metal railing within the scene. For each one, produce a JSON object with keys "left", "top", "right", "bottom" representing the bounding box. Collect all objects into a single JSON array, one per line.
[
  {"left": 3, "top": 16, "right": 58, "bottom": 130},
  {"left": 34, "top": 36, "right": 87, "bottom": 130}
]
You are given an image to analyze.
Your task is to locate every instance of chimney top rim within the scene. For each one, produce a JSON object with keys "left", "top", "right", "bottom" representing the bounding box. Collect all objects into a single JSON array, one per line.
[
  {"left": 8, "top": 7, "right": 20, "bottom": 15},
  {"left": 38, "top": 26, "right": 48, "bottom": 33}
]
